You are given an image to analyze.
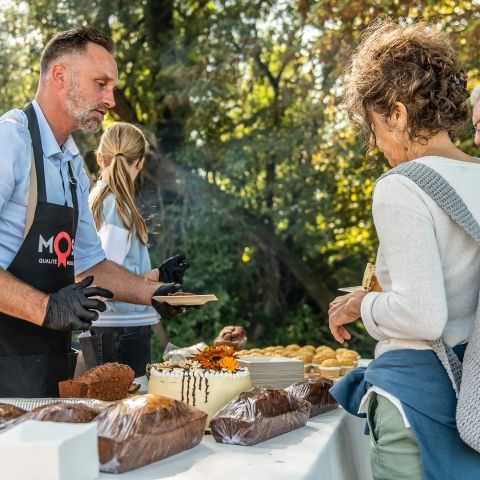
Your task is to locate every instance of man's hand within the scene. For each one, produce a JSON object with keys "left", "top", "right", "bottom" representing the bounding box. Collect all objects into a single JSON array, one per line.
[
  {"left": 43, "top": 276, "right": 113, "bottom": 332},
  {"left": 158, "top": 254, "right": 189, "bottom": 284},
  {"left": 328, "top": 291, "right": 368, "bottom": 344},
  {"left": 151, "top": 283, "right": 187, "bottom": 319}
]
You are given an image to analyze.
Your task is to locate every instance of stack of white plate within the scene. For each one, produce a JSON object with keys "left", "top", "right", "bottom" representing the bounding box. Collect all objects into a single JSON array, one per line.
[{"left": 238, "top": 356, "right": 304, "bottom": 389}]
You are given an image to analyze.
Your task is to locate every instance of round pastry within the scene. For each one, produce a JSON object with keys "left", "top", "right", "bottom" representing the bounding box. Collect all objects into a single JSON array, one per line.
[
  {"left": 313, "top": 351, "right": 336, "bottom": 363},
  {"left": 316, "top": 346, "right": 335, "bottom": 353},
  {"left": 301, "top": 345, "right": 316, "bottom": 353},
  {"left": 312, "top": 354, "right": 328, "bottom": 364},
  {"left": 321, "top": 359, "right": 340, "bottom": 367},
  {"left": 336, "top": 348, "right": 360, "bottom": 359},
  {"left": 318, "top": 359, "right": 341, "bottom": 378},
  {"left": 337, "top": 355, "right": 358, "bottom": 366},
  {"left": 336, "top": 355, "right": 356, "bottom": 366}
]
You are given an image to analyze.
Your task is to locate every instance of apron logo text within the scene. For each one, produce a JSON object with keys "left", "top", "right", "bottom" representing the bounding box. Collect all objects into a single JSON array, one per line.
[{"left": 38, "top": 232, "right": 73, "bottom": 268}]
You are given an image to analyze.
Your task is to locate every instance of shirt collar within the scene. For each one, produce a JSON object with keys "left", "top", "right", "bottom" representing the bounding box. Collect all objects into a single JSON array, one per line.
[{"left": 32, "top": 100, "right": 79, "bottom": 158}]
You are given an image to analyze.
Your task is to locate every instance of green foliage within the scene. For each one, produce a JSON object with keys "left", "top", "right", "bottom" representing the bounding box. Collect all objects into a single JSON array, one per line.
[{"left": 1, "top": 1, "right": 480, "bottom": 358}]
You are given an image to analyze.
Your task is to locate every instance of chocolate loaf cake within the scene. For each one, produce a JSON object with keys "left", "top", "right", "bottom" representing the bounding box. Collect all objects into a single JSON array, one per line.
[
  {"left": 210, "top": 387, "right": 311, "bottom": 446},
  {"left": 0, "top": 403, "right": 26, "bottom": 430},
  {"left": 27, "top": 402, "right": 99, "bottom": 423},
  {"left": 285, "top": 378, "right": 337, "bottom": 417},
  {"left": 58, "top": 362, "right": 134, "bottom": 401},
  {"left": 96, "top": 394, "right": 207, "bottom": 473}
]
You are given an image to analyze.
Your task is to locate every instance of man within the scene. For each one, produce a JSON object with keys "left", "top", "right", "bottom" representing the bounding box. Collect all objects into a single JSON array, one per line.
[
  {"left": 0, "top": 27, "right": 181, "bottom": 397},
  {"left": 472, "top": 85, "right": 480, "bottom": 147}
]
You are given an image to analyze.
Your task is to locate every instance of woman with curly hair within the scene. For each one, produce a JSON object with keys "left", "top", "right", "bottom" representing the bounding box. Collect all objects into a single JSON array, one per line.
[{"left": 328, "top": 20, "right": 480, "bottom": 479}]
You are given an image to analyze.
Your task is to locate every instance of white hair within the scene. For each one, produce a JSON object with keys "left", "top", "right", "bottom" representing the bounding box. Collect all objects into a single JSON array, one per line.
[{"left": 471, "top": 85, "right": 480, "bottom": 106}]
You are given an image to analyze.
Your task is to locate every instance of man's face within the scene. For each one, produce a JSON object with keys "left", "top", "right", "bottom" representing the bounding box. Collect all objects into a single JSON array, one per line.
[
  {"left": 473, "top": 101, "right": 480, "bottom": 147},
  {"left": 64, "top": 43, "right": 118, "bottom": 132}
]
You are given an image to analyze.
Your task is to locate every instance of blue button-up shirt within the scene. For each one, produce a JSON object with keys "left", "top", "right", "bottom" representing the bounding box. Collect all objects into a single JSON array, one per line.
[{"left": 0, "top": 100, "right": 105, "bottom": 274}]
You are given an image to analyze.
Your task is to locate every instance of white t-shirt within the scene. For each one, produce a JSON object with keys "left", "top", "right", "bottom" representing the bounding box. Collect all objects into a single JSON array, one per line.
[{"left": 89, "top": 181, "right": 159, "bottom": 327}]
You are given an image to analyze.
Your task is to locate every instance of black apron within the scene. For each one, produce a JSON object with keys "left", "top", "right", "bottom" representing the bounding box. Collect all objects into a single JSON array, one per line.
[{"left": 0, "top": 103, "right": 79, "bottom": 397}]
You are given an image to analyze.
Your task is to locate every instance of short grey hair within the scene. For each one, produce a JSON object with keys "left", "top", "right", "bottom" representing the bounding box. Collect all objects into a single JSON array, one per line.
[{"left": 471, "top": 85, "right": 480, "bottom": 106}]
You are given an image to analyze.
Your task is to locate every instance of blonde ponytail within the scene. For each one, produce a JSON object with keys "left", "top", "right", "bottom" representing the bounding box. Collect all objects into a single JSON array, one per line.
[{"left": 90, "top": 122, "right": 149, "bottom": 245}]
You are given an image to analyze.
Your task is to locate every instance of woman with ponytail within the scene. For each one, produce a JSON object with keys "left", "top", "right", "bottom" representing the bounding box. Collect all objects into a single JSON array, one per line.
[{"left": 87, "top": 122, "right": 188, "bottom": 376}]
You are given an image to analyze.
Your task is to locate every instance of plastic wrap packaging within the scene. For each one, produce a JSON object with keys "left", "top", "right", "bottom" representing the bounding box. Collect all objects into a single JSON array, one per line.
[
  {"left": 162, "top": 342, "right": 207, "bottom": 362},
  {"left": 210, "top": 387, "right": 311, "bottom": 446},
  {"left": 58, "top": 362, "right": 134, "bottom": 401},
  {"left": 96, "top": 393, "right": 207, "bottom": 473},
  {"left": 24, "top": 401, "right": 100, "bottom": 423},
  {"left": 0, "top": 401, "right": 106, "bottom": 434},
  {"left": 0, "top": 403, "right": 26, "bottom": 431},
  {"left": 285, "top": 378, "right": 337, "bottom": 417}
]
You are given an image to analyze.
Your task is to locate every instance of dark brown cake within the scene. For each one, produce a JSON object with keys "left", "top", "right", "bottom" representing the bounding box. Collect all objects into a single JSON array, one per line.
[
  {"left": 96, "top": 394, "right": 207, "bottom": 473},
  {"left": 58, "top": 362, "right": 134, "bottom": 401},
  {"left": 210, "top": 387, "right": 311, "bottom": 446},
  {"left": 214, "top": 326, "right": 247, "bottom": 351},
  {"left": 285, "top": 378, "right": 337, "bottom": 417},
  {"left": 0, "top": 403, "right": 26, "bottom": 430},
  {"left": 26, "top": 402, "right": 98, "bottom": 423}
]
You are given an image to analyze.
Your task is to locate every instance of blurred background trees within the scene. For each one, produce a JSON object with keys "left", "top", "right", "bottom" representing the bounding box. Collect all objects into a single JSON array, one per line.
[{"left": 1, "top": 0, "right": 479, "bottom": 357}]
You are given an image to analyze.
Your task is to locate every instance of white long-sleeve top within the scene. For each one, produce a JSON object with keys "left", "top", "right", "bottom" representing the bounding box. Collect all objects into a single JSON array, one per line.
[{"left": 360, "top": 156, "right": 480, "bottom": 359}]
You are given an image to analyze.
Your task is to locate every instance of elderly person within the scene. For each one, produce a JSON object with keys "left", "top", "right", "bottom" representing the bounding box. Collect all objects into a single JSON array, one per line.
[
  {"left": 472, "top": 85, "right": 480, "bottom": 146},
  {"left": 328, "top": 21, "right": 480, "bottom": 479}
]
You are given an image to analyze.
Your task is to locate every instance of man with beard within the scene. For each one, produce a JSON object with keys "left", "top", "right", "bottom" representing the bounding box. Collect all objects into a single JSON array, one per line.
[{"left": 0, "top": 27, "right": 180, "bottom": 397}]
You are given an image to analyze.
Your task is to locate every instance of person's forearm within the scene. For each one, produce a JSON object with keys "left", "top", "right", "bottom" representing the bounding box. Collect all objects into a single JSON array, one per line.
[
  {"left": 0, "top": 268, "right": 47, "bottom": 325},
  {"left": 142, "top": 269, "right": 159, "bottom": 282},
  {"left": 77, "top": 260, "right": 160, "bottom": 305}
]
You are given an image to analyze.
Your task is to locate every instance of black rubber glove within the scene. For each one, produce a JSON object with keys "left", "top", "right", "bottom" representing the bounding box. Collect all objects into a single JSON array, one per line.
[
  {"left": 158, "top": 254, "right": 189, "bottom": 284},
  {"left": 151, "top": 283, "right": 186, "bottom": 319},
  {"left": 43, "top": 276, "right": 113, "bottom": 332}
]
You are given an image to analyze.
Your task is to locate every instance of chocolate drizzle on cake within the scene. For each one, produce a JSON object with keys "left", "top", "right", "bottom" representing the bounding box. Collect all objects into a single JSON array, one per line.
[
  {"left": 186, "top": 371, "right": 191, "bottom": 404},
  {"left": 204, "top": 378, "right": 210, "bottom": 403},
  {"left": 181, "top": 373, "right": 185, "bottom": 402},
  {"left": 192, "top": 375, "right": 197, "bottom": 406},
  {"left": 199, "top": 376, "right": 203, "bottom": 392}
]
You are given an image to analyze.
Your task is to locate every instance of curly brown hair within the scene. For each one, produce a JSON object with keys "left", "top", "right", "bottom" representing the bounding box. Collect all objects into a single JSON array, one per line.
[{"left": 345, "top": 19, "right": 470, "bottom": 142}]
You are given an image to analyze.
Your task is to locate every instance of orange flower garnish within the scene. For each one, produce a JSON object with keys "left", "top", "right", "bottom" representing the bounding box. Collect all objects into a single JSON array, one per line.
[
  {"left": 218, "top": 356, "right": 239, "bottom": 373},
  {"left": 192, "top": 346, "right": 239, "bottom": 372}
]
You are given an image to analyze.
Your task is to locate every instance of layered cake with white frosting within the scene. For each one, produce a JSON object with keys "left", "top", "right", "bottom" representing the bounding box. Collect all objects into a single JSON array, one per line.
[{"left": 147, "top": 346, "right": 251, "bottom": 423}]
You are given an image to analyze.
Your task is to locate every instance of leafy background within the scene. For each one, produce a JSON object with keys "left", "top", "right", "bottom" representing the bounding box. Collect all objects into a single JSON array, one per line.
[{"left": 1, "top": 0, "right": 479, "bottom": 359}]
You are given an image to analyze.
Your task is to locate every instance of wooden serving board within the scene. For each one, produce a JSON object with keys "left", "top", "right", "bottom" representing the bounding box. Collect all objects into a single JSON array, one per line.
[{"left": 152, "top": 294, "right": 218, "bottom": 306}]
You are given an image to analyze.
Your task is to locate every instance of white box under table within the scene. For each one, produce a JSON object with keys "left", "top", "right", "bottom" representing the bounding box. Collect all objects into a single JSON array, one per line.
[{"left": 0, "top": 419, "right": 99, "bottom": 480}]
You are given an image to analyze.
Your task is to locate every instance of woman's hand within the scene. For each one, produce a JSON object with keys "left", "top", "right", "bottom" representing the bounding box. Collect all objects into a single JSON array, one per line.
[{"left": 328, "top": 291, "right": 368, "bottom": 344}]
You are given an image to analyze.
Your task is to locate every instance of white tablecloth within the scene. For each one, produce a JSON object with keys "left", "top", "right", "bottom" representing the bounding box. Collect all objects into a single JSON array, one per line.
[{"left": 99, "top": 408, "right": 372, "bottom": 480}]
